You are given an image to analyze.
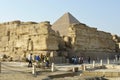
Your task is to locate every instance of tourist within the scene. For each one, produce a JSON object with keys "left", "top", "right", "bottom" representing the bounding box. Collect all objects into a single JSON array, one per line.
[
  {"left": 40, "top": 54, "right": 44, "bottom": 62},
  {"left": 73, "top": 57, "right": 76, "bottom": 64},
  {"left": 117, "top": 55, "right": 120, "bottom": 61},
  {"left": 71, "top": 56, "right": 75, "bottom": 64},
  {"left": 78, "top": 56, "right": 81, "bottom": 64},
  {"left": 45, "top": 56, "right": 50, "bottom": 67},
  {"left": 81, "top": 56, "right": 84, "bottom": 64},
  {"left": 115, "top": 55, "right": 117, "bottom": 61},
  {"left": 28, "top": 53, "right": 33, "bottom": 67},
  {"left": 35, "top": 55, "right": 40, "bottom": 67},
  {"left": 76, "top": 56, "right": 79, "bottom": 64},
  {"left": 88, "top": 56, "right": 91, "bottom": 64},
  {"left": 35, "top": 55, "right": 40, "bottom": 62},
  {"left": 73, "top": 56, "right": 78, "bottom": 64},
  {"left": 79, "top": 56, "right": 83, "bottom": 64},
  {"left": 79, "top": 56, "right": 81, "bottom": 64}
]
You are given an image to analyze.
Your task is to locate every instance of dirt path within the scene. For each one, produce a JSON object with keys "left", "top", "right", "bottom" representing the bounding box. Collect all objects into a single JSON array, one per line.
[{"left": 0, "top": 62, "right": 49, "bottom": 80}]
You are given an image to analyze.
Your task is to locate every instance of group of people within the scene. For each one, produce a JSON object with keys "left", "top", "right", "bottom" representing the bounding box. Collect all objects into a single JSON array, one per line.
[
  {"left": 70, "top": 56, "right": 84, "bottom": 64},
  {"left": 70, "top": 56, "right": 91, "bottom": 64},
  {"left": 27, "top": 53, "right": 50, "bottom": 68},
  {"left": 27, "top": 53, "right": 92, "bottom": 68}
]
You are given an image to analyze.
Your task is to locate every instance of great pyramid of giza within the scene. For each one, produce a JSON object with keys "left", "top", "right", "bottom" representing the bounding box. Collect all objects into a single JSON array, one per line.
[{"left": 52, "top": 12, "right": 80, "bottom": 36}]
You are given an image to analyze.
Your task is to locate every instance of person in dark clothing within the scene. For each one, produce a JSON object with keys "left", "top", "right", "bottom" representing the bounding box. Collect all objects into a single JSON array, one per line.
[
  {"left": 117, "top": 55, "right": 119, "bottom": 60},
  {"left": 80, "top": 56, "right": 84, "bottom": 64},
  {"left": 88, "top": 56, "right": 91, "bottom": 64}
]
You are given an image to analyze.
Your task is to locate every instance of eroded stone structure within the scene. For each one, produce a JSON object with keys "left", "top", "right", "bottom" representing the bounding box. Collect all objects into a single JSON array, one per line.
[
  {"left": 112, "top": 35, "right": 120, "bottom": 52},
  {"left": 52, "top": 12, "right": 119, "bottom": 59},
  {"left": 0, "top": 21, "right": 62, "bottom": 61},
  {"left": 68, "top": 23, "right": 116, "bottom": 58},
  {"left": 0, "top": 12, "right": 119, "bottom": 62}
]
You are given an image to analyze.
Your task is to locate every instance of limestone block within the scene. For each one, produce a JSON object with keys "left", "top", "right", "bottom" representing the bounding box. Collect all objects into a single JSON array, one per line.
[
  {"left": 50, "top": 51, "right": 58, "bottom": 57},
  {"left": 104, "top": 72, "right": 112, "bottom": 77},
  {"left": 1, "top": 36, "right": 8, "bottom": 42},
  {"left": 46, "top": 36, "right": 58, "bottom": 50},
  {"left": 112, "top": 72, "right": 119, "bottom": 77},
  {"left": 15, "top": 40, "right": 28, "bottom": 50},
  {"left": 69, "top": 23, "right": 116, "bottom": 53},
  {"left": 96, "top": 72, "right": 104, "bottom": 77},
  {"left": 33, "top": 36, "right": 47, "bottom": 50}
]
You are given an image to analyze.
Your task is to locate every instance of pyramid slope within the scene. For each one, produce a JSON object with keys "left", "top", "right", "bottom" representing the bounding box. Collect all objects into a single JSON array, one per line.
[
  {"left": 52, "top": 12, "right": 80, "bottom": 36},
  {"left": 67, "top": 12, "right": 80, "bottom": 24}
]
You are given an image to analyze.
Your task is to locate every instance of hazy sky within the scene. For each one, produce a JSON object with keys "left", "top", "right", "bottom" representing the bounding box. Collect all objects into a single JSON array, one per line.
[{"left": 0, "top": 0, "right": 120, "bottom": 35}]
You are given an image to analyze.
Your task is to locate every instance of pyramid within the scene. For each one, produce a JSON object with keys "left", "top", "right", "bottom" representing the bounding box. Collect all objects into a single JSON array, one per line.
[{"left": 52, "top": 12, "right": 80, "bottom": 36}]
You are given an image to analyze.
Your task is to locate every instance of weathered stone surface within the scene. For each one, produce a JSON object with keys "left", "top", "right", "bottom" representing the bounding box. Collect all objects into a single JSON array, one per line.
[
  {"left": 0, "top": 13, "right": 119, "bottom": 62},
  {"left": 51, "top": 13, "right": 119, "bottom": 59},
  {"left": 67, "top": 23, "right": 116, "bottom": 58},
  {"left": 112, "top": 35, "right": 120, "bottom": 52},
  {"left": 0, "top": 21, "right": 60, "bottom": 60}
]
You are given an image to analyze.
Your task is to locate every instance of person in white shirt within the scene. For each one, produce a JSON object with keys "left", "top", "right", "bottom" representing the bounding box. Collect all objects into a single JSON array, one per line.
[{"left": 28, "top": 53, "right": 32, "bottom": 67}]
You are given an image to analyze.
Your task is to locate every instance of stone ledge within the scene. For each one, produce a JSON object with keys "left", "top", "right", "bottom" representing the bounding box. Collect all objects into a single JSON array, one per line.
[{"left": 82, "top": 71, "right": 120, "bottom": 77}]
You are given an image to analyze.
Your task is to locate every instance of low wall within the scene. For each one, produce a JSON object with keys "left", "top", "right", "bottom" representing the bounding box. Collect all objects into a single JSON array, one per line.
[{"left": 82, "top": 71, "right": 120, "bottom": 77}]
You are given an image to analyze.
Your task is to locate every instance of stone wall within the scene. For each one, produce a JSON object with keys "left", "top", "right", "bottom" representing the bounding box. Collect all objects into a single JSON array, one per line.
[
  {"left": 112, "top": 35, "right": 120, "bottom": 52},
  {"left": 68, "top": 23, "right": 116, "bottom": 59},
  {"left": 0, "top": 20, "right": 119, "bottom": 61},
  {"left": 0, "top": 21, "right": 60, "bottom": 60}
]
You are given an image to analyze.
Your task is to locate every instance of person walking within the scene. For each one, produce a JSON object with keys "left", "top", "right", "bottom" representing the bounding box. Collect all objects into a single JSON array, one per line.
[
  {"left": 45, "top": 56, "right": 50, "bottom": 68},
  {"left": 88, "top": 56, "right": 91, "bottom": 64},
  {"left": 28, "top": 53, "right": 33, "bottom": 67}
]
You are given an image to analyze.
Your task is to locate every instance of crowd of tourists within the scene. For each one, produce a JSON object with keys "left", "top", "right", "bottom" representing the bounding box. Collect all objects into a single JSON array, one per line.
[
  {"left": 70, "top": 56, "right": 91, "bottom": 64},
  {"left": 27, "top": 53, "right": 50, "bottom": 68}
]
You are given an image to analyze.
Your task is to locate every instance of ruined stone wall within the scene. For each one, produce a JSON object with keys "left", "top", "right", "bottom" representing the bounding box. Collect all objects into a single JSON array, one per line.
[
  {"left": 68, "top": 23, "right": 116, "bottom": 59},
  {"left": 0, "top": 20, "right": 119, "bottom": 61},
  {"left": 0, "top": 21, "right": 60, "bottom": 60},
  {"left": 112, "top": 35, "right": 120, "bottom": 52}
]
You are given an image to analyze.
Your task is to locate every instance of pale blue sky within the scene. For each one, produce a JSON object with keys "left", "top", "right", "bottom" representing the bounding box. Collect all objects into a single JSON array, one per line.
[{"left": 0, "top": 0, "right": 120, "bottom": 35}]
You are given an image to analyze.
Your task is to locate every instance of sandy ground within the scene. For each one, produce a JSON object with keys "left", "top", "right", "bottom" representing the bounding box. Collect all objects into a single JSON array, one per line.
[
  {"left": 0, "top": 62, "right": 120, "bottom": 80},
  {"left": 1, "top": 73, "right": 120, "bottom": 80},
  {"left": 0, "top": 73, "right": 48, "bottom": 80},
  {"left": 0, "top": 62, "right": 50, "bottom": 80},
  {"left": 0, "top": 62, "right": 75, "bottom": 80}
]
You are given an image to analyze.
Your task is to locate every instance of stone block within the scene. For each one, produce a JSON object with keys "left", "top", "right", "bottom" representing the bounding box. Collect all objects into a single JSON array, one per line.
[
  {"left": 104, "top": 72, "right": 112, "bottom": 77},
  {"left": 50, "top": 51, "right": 58, "bottom": 57},
  {"left": 112, "top": 72, "right": 119, "bottom": 77},
  {"left": 96, "top": 72, "right": 104, "bottom": 77}
]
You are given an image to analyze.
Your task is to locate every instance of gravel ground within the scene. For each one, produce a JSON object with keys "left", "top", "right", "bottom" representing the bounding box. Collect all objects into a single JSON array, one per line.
[{"left": 0, "top": 62, "right": 120, "bottom": 80}]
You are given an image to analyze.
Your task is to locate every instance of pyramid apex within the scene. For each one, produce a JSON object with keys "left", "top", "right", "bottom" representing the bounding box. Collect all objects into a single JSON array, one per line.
[
  {"left": 52, "top": 12, "right": 80, "bottom": 36},
  {"left": 53, "top": 12, "right": 80, "bottom": 25},
  {"left": 65, "top": 12, "right": 71, "bottom": 14}
]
